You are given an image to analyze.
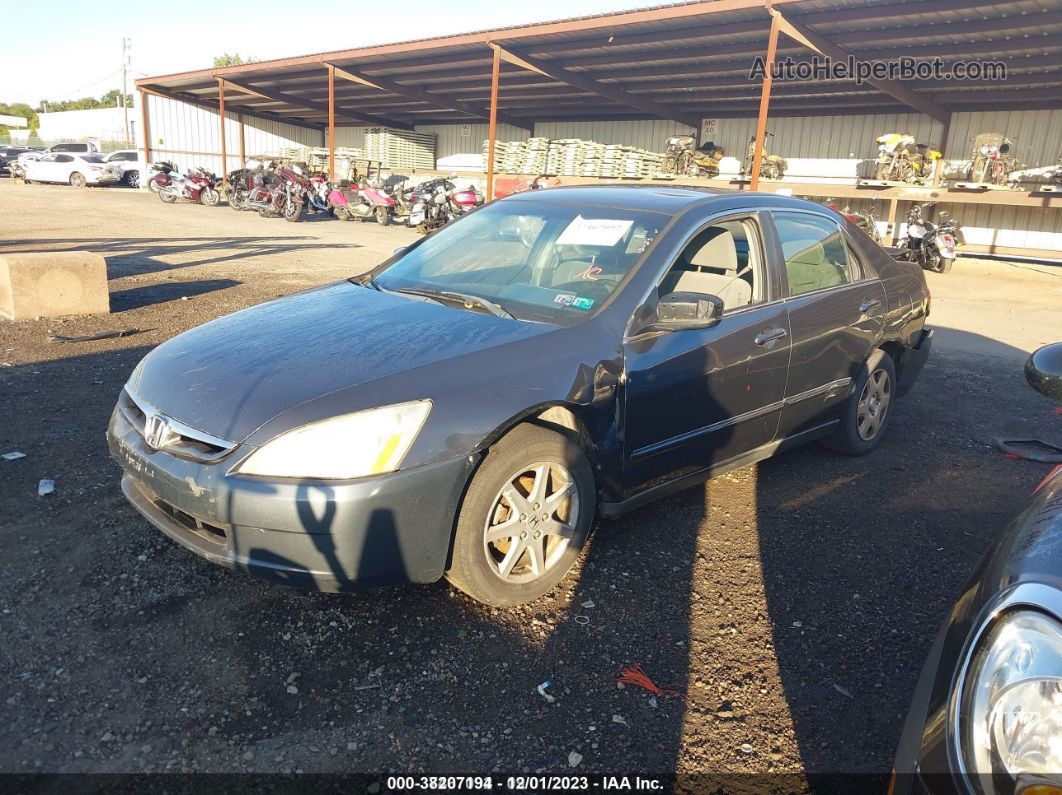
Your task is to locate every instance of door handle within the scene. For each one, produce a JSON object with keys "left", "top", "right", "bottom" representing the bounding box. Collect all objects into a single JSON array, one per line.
[
  {"left": 860, "top": 298, "right": 883, "bottom": 314},
  {"left": 754, "top": 327, "right": 788, "bottom": 346}
]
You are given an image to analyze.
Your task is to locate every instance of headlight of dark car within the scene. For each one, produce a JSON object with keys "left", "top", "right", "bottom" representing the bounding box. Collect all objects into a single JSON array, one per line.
[{"left": 955, "top": 608, "right": 1062, "bottom": 793}]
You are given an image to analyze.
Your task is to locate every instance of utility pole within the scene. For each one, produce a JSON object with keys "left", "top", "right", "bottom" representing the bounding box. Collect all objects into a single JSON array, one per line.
[{"left": 121, "top": 38, "right": 131, "bottom": 144}]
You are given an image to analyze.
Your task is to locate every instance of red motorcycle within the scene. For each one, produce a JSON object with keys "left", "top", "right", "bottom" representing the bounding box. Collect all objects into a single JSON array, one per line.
[
  {"left": 241, "top": 165, "right": 307, "bottom": 222},
  {"left": 450, "top": 184, "right": 484, "bottom": 216},
  {"left": 158, "top": 166, "right": 221, "bottom": 206},
  {"left": 146, "top": 161, "right": 178, "bottom": 193}
]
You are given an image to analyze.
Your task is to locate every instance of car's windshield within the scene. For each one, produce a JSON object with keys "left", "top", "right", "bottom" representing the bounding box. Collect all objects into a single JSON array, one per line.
[{"left": 374, "top": 198, "right": 666, "bottom": 324}]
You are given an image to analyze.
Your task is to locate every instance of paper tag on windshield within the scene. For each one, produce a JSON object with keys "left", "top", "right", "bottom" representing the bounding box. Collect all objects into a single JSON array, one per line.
[{"left": 556, "top": 216, "right": 633, "bottom": 247}]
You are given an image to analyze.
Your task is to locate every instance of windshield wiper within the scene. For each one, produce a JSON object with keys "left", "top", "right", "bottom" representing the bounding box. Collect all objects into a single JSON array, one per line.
[{"left": 437, "top": 291, "right": 514, "bottom": 319}]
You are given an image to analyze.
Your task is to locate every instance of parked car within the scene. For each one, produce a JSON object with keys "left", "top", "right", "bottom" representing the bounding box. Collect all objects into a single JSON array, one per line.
[
  {"left": 107, "top": 186, "right": 932, "bottom": 606},
  {"left": 23, "top": 152, "right": 120, "bottom": 187},
  {"left": 15, "top": 140, "right": 101, "bottom": 169},
  {"left": 102, "top": 149, "right": 142, "bottom": 187},
  {"left": 891, "top": 342, "right": 1062, "bottom": 795},
  {"left": 0, "top": 146, "right": 32, "bottom": 174}
]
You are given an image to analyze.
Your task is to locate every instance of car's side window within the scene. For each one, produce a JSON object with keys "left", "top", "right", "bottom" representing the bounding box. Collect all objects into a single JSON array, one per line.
[
  {"left": 658, "top": 218, "right": 763, "bottom": 312},
  {"left": 39, "top": 154, "right": 58, "bottom": 162},
  {"left": 771, "top": 212, "right": 852, "bottom": 297},
  {"left": 55, "top": 155, "right": 74, "bottom": 163}
]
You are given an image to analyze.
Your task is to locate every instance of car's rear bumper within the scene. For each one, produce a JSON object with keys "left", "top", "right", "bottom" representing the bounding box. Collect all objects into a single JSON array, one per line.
[
  {"left": 897, "top": 327, "right": 933, "bottom": 398},
  {"left": 108, "top": 406, "right": 474, "bottom": 592}
]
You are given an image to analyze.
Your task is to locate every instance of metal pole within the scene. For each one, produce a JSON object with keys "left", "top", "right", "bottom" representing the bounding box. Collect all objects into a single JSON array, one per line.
[
  {"left": 217, "top": 78, "right": 227, "bottom": 181},
  {"left": 121, "top": 38, "right": 131, "bottom": 145},
  {"left": 486, "top": 46, "right": 501, "bottom": 202},
  {"left": 139, "top": 89, "right": 151, "bottom": 168},
  {"left": 749, "top": 11, "right": 780, "bottom": 192},
  {"left": 327, "top": 64, "right": 336, "bottom": 181},
  {"left": 886, "top": 197, "right": 899, "bottom": 244}
]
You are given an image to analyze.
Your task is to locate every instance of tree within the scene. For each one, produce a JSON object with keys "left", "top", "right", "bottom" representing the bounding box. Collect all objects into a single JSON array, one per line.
[{"left": 213, "top": 53, "right": 257, "bottom": 67}]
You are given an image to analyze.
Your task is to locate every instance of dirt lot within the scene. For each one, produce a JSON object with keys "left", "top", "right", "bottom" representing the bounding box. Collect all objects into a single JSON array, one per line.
[{"left": 1, "top": 179, "right": 1060, "bottom": 780}]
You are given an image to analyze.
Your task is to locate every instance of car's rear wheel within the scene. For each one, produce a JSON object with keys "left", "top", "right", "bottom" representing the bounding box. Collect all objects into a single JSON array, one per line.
[
  {"left": 446, "top": 424, "right": 595, "bottom": 607},
  {"left": 69, "top": 172, "right": 87, "bottom": 188},
  {"left": 823, "top": 348, "right": 896, "bottom": 456}
]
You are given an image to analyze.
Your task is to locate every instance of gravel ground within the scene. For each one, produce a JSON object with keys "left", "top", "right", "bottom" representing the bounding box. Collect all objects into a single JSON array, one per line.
[{"left": 1, "top": 179, "right": 1060, "bottom": 780}]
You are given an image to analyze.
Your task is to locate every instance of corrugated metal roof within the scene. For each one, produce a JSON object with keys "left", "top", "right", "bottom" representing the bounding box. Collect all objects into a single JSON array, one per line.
[{"left": 138, "top": 0, "right": 1062, "bottom": 131}]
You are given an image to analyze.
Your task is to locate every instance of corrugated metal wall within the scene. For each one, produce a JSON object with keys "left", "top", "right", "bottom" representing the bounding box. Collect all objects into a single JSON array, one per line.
[
  {"left": 136, "top": 92, "right": 321, "bottom": 175},
  {"left": 334, "top": 127, "right": 366, "bottom": 150},
  {"left": 414, "top": 122, "right": 529, "bottom": 161}
]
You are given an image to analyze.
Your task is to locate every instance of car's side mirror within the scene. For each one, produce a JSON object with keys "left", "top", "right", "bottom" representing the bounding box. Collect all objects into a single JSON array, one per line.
[
  {"left": 1026, "top": 343, "right": 1062, "bottom": 401},
  {"left": 653, "top": 291, "right": 724, "bottom": 332}
]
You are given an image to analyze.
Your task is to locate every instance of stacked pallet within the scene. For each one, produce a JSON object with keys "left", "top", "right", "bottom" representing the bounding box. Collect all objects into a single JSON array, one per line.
[
  {"left": 364, "top": 128, "right": 436, "bottom": 170},
  {"left": 482, "top": 137, "right": 665, "bottom": 178}
]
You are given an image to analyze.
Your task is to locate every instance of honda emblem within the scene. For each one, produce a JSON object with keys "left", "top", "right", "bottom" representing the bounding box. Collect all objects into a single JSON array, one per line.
[{"left": 143, "top": 413, "right": 176, "bottom": 451}]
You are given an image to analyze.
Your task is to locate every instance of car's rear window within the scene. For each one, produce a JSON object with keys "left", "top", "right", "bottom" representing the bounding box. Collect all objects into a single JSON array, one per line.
[
  {"left": 375, "top": 198, "right": 668, "bottom": 325},
  {"left": 81, "top": 155, "right": 105, "bottom": 163}
]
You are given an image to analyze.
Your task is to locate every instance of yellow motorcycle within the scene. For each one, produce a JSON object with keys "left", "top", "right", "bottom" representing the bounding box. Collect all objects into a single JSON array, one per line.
[
  {"left": 875, "top": 133, "right": 941, "bottom": 184},
  {"left": 742, "top": 134, "right": 787, "bottom": 180}
]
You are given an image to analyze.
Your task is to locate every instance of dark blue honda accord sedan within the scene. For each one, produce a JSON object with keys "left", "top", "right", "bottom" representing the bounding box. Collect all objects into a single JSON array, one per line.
[{"left": 108, "top": 185, "right": 932, "bottom": 605}]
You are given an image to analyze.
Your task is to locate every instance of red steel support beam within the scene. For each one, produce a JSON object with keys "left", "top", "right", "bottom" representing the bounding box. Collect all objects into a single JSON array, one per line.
[
  {"left": 327, "top": 64, "right": 336, "bottom": 180},
  {"left": 749, "top": 11, "right": 780, "bottom": 192},
  {"left": 218, "top": 78, "right": 227, "bottom": 181},
  {"left": 487, "top": 46, "right": 500, "bottom": 202}
]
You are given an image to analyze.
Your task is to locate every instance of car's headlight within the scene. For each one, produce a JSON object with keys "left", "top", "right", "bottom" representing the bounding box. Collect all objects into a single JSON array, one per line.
[
  {"left": 957, "top": 609, "right": 1062, "bottom": 793},
  {"left": 236, "top": 400, "right": 431, "bottom": 479}
]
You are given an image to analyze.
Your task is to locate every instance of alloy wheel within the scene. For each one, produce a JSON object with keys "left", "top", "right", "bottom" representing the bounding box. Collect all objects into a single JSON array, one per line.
[
  {"left": 857, "top": 368, "right": 891, "bottom": 441},
  {"left": 483, "top": 462, "right": 580, "bottom": 584}
]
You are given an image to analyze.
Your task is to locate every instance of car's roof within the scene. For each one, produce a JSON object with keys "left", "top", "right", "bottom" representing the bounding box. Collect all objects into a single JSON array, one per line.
[
  {"left": 503, "top": 184, "right": 728, "bottom": 213},
  {"left": 502, "top": 183, "right": 826, "bottom": 215}
]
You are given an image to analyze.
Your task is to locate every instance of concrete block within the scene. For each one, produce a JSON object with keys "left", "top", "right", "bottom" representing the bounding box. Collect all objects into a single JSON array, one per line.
[{"left": 0, "top": 252, "right": 109, "bottom": 320}]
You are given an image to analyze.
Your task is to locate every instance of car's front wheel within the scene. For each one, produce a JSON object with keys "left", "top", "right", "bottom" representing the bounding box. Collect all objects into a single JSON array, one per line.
[
  {"left": 446, "top": 424, "right": 595, "bottom": 607},
  {"left": 823, "top": 348, "right": 896, "bottom": 456},
  {"left": 125, "top": 170, "right": 139, "bottom": 189}
]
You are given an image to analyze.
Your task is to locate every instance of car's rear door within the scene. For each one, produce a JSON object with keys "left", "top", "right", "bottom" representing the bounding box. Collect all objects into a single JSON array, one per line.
[
  {"left": 622, "top": 212, "right": 791, "bottom": 495},
  {"left": 767, "top": 210, "right": 887, "bottom": 437}
]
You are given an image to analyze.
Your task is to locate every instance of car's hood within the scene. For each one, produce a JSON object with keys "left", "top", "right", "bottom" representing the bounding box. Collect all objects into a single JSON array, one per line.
[{"left": 128, "top": 281, "right": 553, "bottom": 442}]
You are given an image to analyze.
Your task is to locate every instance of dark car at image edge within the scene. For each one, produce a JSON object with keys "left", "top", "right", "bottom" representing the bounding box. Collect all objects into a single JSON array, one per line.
[{"left": 107, "top": 185, "right": 932, "bottom": 606}]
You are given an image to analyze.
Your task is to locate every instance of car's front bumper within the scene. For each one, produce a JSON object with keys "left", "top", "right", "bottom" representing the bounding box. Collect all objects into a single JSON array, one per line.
[{"left": 108, "top": 406, "right": 474, "bottom": 591}]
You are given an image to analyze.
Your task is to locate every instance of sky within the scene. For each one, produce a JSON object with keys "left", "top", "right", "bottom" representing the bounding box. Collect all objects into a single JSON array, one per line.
[{"left": 0, "top": 0, "right": 648, "bottom": 106}]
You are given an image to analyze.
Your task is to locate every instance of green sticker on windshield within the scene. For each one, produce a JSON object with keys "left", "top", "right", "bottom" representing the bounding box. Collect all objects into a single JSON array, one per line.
[{"left": 554, "top": 294, "right": 595, "bottom": 310}]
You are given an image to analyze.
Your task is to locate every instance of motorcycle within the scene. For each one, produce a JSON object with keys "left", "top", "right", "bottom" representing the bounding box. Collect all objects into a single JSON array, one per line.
[
  {"left": 408, "top": 177, "right": 456, "bottom": 234},
  {"left": 306, "top": 175, "right": 333, "bottom": 215},
  {"left": 239, "top": 165, "right": 306, "bottom": 222},
  {"left": 146, "top": 160, "right": 178, "bottom": 193},
  {"left": 825, "top": 197, "right": 881, "bottom": 244},
  {"left": 742, "top": 133, "right": 787, "bottom": 180},
  {"left": 874, "top": 133, "right": 941, "bottom": 184},
  {"left": 449, "top": 184, "right": 484, "bottom": 216},
  {"left": 967, "top": 132, "right": 1019, "bottom": 185},
  {"left": 900, "top": 203, "right": 961, "bottom": 273},
  {"left": 327, "top": 179, "right": 395, "bottom": 225},
  {"left": 224, "top": 166, "right": 258, "bottom": 210},
  {"left": 661, "top": 136, "right": 724, "bottom": 178},
  {"left": 158, "top": 166, "right": 221, "bottom": 206}
]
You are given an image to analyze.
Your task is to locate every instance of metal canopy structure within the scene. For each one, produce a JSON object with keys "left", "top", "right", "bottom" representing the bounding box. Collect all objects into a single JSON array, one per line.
[{"left": 137, "top": 0, "right": 1062, "bottom": 133}]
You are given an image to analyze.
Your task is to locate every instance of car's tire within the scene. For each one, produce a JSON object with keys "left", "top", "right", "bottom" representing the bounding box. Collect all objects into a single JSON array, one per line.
[
  {"left": 445, "top": 424, "right": 596, "bottom": 607},
  {"left": 125, "top": 170, "right": 140, "bottom": 189},
  {"left": 69, "top": 172, "right": 87, "bottom": 188},
  {"left": 822, "top": 348, "right": 896, "bottom": 456}
]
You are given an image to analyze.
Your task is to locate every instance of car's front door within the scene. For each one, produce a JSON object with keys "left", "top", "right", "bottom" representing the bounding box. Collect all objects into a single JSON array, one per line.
[
  {"left": 622, "top": 214, "right": 791, "bottom": 495},
  {"left": 768, "top": 210, "right": 888, "bottom": 436},
  {"left": 29, "top": 153, "right": 60, "bottom": 182}
]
